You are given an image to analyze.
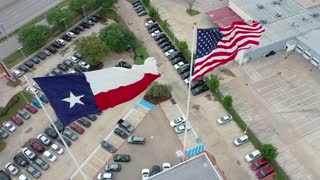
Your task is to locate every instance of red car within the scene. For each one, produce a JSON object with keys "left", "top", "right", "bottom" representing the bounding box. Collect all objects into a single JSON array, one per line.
[
  {"left": 70, "top": 123, "right": 85, "bottom": 134},
  {"left": 256, "top": 165, "right": 274, "bottom": 179},
  {"left": 251, "top": 158, "right": 268, "bottom": 170},
  {"left": 10, "top": 115, "right": 24, "bottom": 126},
  {"left": 25, "top": 104, "right": 38, "bottom": 114},
  {"left": 30, "top": 140, "right": 44, "bottom": 153}
]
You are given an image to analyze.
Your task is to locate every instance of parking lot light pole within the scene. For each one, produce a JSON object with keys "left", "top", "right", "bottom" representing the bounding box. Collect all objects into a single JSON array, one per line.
[
  {"left": 244, "top": 116, "right": 252, "bottom": 134},
  {"left": 18, "top": 47, "right": 26, "bottom": 59},
  {"left": 61, "top": 18, "right": 69, "bottom": 31},
  {"left": 82, "top": 5, "right": 87, "bottom": 19}
]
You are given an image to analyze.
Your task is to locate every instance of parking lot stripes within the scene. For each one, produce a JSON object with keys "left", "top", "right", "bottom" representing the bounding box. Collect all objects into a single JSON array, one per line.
[
  {"left": 138, "top": 99, "right": 155, "bottom": 109},
  {"left": 186, "top": 144, "right": 205, "bottom": 158}
]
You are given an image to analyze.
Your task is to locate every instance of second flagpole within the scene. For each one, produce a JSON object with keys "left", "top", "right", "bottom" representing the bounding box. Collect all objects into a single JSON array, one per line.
[{"left": 182, "top": 22, "right": 197, "bottom": 160}]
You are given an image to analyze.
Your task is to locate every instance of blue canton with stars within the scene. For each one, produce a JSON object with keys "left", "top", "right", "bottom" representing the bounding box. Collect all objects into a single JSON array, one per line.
[{"left": 196, "top": 28, "right": 224, "bottom": 59}]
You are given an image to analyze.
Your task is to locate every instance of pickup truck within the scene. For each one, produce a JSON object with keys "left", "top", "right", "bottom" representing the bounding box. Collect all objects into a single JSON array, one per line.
[{"left": 117, "top": 119, "right": 135, "bottom": 133}]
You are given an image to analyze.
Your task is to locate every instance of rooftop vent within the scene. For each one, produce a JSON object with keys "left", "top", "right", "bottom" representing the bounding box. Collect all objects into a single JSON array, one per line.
[
  {"left": 260, "top": 19, "right": 268, "bottom": 24},
  {"left": 312, "top": 13, "right": 319, "bottom": 18},
  {"left": 275, "top": 12, "right": 282, "bottom": 18},
  {"left": 291, "top": 22, "right": 299, "bottom": 27},
  {"left": 273, "top": 1, "right": 281, "bottom": 5},
  {"left": 302, "top": 17, "right": 308, "bottom": 21},
  {"left": 257, "top": 4, "right": 264, "bottom": 9}
]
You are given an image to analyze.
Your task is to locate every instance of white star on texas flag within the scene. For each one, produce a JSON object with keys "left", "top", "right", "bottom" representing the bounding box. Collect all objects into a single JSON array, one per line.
[{"left": 62, "top": 91, "right": 85, "bottom": 108}]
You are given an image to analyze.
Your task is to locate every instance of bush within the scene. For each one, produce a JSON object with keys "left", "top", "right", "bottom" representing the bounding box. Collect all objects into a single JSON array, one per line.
[
  {"left": 144, "top": 82, "right": 172, "bottom": 104},
  {"left": 177, "top": 41, "right": 188, "bottom": 52},
  {"left": 136, "top": 47, "right": 149, "bottom": 59},
  {"left": 135, "top": 56, "right": 144, "bottom": 65},
  {"left": 142, "top": 0, "right": 150, "bottom": 6},
  {"left": 0, "top": 107, "right": 5, "bottom": 117},
  {"left": 223, "top": 95, "right": 233, "bottom": 108},
  {"left": 148, "top": 7, "right": 158, "bottom": 18},
  {"left": 205, "top": 75, "right": 219, "bottom": 91},
  {"left": 260, "top": 144, "right": 279, "bottom": 160}
]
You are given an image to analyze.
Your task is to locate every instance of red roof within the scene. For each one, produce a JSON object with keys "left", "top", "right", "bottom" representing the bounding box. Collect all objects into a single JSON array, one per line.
[{"left": 207, "top": 6, "right": 243, "bottom": 28}]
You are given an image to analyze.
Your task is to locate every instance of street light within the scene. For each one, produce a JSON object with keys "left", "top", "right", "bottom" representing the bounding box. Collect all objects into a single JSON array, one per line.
[
  {"left": 18, "top": 47, "right": 26, "bottom": 59},
  {"left": 244, "top": 116, "right": 253, "bottom": 134},
  {"left": 61, "top": 18, "right": 69, "bottom": 31},
  {"left": 81, "top": 5, "right": 87, "bottom": 19}
]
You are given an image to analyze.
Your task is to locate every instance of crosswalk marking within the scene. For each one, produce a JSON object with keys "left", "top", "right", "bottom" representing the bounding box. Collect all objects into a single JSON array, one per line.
[
  {"left": 241, "top": 63, "right": 263, "bottom": 82},
  {"left": 186, "top": 144, "right": 205, "bottom": 158}
]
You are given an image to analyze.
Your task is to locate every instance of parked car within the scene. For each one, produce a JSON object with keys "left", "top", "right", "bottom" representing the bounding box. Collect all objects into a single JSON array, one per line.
[
  {"left": 5, "top": 162, "right": 20, "bottom": 176},
  {"left": 170, "top": 116, "right": 186, "bottom": 127},
  {"left": 77, "top": 118, "right": 91, "bottom": 128},
  {"left": 151, "top": 30, "right": 163, "bottom": 37},
  {"left": 18, "top": 65, "right": 29, "bottom": 72},
  {"left": 127, "top": 136, "right": 145, "bottom": 144},
  {"left": 245, "top": 150, "right": 261, "bottom": 162},
  {"left": 148, "top": 27, "right": 160, "bottom": 34},
  {"left": 3, "top": 121, "right": 16, "bottom": 132},
  {"left": 14, "top": 154, "right": 29, "bottom": 167},
  {"left": 0, "top": 170, "right": 11, "bottom": 180},
  {"left": 113, "top": 154, "right": 131, "bottom": 162},
  {"left": 85, "top": 114, "right": 97, "bottom": 121},
  {"left": 233, "top": 135, "right": 249, "bottom": 146},
  {"left": 51, "top": 68, "right": 63, "bottom": 75},
  {"left": 68, "top": 56, "right": 79, "bottom": 63},
  {"left": 36, "top": 53, "right": 47, "bottom": 60},
  {"left": 25, "top": 104, "right": 38, "bottom": 114},
  {"left": 51, "top": 121, "right": 64, "bottom": 132},
  {"left": 46, "top": 45, "right": 57, "bottom": 53},
  {"left": 79, "top": 61, "right": 90, "bottom": 70},
  {"left": 154, "top": 34, "right": 167, "bottom": 41},
  {"left": 51, "top": 143, "right": 64, "bottom": 155},
  {"left": 80, "top": 22, "right": 90, "bottom": 28},
  {"left": 173, "top": 62, "right": 185, "bottom": 70},
  {"left": 171, "top": 57, "right": 183, "bottom": 65},
  {"left": 175, "top": 124, "right": 191, "bottom": 134},
  {"left": 159, "top": 41, "right": 172, "bottom": 49},
  {"left": 40, "top": 49, "right": 51, "bottom": 56},
  {"left": 114, "top": 128, "right": 128, "bottom": 139},
  {"left": 10, "top": 115, "right": 24, "bottom": 126},
  {"left": 51, "top": 42, "right": 62, "bottom": 49},
  {"left": 164, "top": 49, "right": 177, "bottom": 57},
  {"left": 61, "top": 34, "right": 72, "bottom": 42},
  {"left": 104, "top": 163, "right": 121, "bottom": 172},
  {"left": 138, "top": 10, "right": 147, "bottom": 16},
  {"left": 70, "top": 123, "right": 85, "bottom": 134},
  {"left": 66, "top": 31, "right": 76, "bottom": 38},
  {"left": 37, "top": 134, "right": 52, "bottom": 146},
  {"left": 83, "top": 19, "right": 94, "bottom": 25},
  {"left": 217, "top": 115, "right": 233, "bottom": 125},
  {"left": 18, "top": 109, "right": 31, "bottom": 120},
  {"left": 30, "top": 139, "right": 45, "bottom": 153},
  {"left": 32, "top": 82, "right": 40, "bottom": 89},
  {"left": 63, "top": 128, "right": 78, "bottom": 141},
  {"left": 26, "top": 86, "right": 39, "bottom": 95},
  {"left": 145, "top": 20, "right": 155, "bottom": 27},
  {"left": 73, "top": 52, "right": 83, "bottom": 59},
  {"left": 35, "top": 158, "right": 49, "bottom": 170},
  {"left": 190, "top": 79, "right": 205, "bottom": 89},
  {"left": 117, "top": 119, "right": 135, "bottom": 133},
  {"left": 12, "top": 69, "right": 23, "bottom": 77},
  {"left": 63, "top": 59, "right": 73, "bottom": 67},
  {"left": 39, "top": 94, "right": 49, "bottom": 104},
  {"left": 26, "top": 165, "right": 41, "bottom": 178},
  {"left": 18, "top": 174, "right": 31, "bottom": 180},
  {"left": 156, "top": 37, "right": 169, "bottom": 45},
  {"left": 150, "top": 165, "right": 161, "bottom": 176},
  {"left": 116, "top": 61, "right": 132, "bottom": 69},
  {"left": 46, "top": 72, "right": 55, "bottom": 77},
  {"left": 32, "top": 98, "right": 42, "bottom": 109},
  {"left": 136, "top": 7, "right": 145, "bottom": 13},
  {"left": 30, "top": 57, "right": 41, "bottom": 64},
  {"left": 44, "top": 127, "right": 58, "bottom": 139},
  {"left": 57, "top": 63, "right": 68, "bottom": 71},
  {"left": 97, "top": 173, "right": 112, "bottom": 180},
  {"left": 191, "top": 84, "right": 209, "bottom": 96},
  {"left": 74, "top": 66, "right": 84, "bottom": 73},
  {"left": 162, "top": 45, "right": 175, "bottom": 53},
  {"left": 56, "top": 39, "right": 66, "bottom": 45},
  {"left": 101, "top": 141, "right": 116, "bottom": 153},
  {"left": 43, "top": 151, "right": 57, "bottom": 162},
  {"left": 142, "top": 169, "right": 150, "bottom": 180},
  {"left": 77, "top": 25, "right": 85, "bottom": 31},
  {"left": 162, "top": 163, "right": 171, "bottom": 171},
  {"left": 256, "top": 165, "right": 274, "bottom": 179},
  {"left": 21, "top": 147, "right": 36, "bottom": 160},
  {"left": 251, "top": 158, "right": 268, "bottom": 171},
  {"left": 71, "top": 28, "right": 81, "bottom": 35},
  {"left": 0, "top": 127, "right": 9, "bottom": 139}
]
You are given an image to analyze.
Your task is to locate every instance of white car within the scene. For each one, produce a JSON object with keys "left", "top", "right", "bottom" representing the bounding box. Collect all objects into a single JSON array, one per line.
[
  {"left": 51, "top": 143, "right": 64, "bottom": 155},
  {"left": 170, "top": 116, "right": 186, "bottom": 127},
  {"left": 68, "top": 56, "right": 79, "bottom": 63},
  {"left": 26, "top": 86, "right": 40, "bottom": 95},
  {"left": 97, "top": 172, "right": 112, "bottom": 180},
  {"left": 69, "top": 70, "right": 77, "bottom": 74},
  {"left": 3, "top": 121, "right": 16, "bottom": 132},
  {"left": 165, "top": 49, "right": 176, "bottom": 56},
  {"left": 141, "top": 168, "right": 149, "bottom": 180},
  {"left": 79, "top": 61, "right": 90, "bottom": 70},
  {"left": 18, "top": 174, "right": 31, "bottom": 180},
  {"left": 33, "top": 82, "right": 40, "bottom": 89},
  {"left": 5, "top": 162, "right": 20, "bottom": 176},
  {"left": 173, "top": 62, "right": 184, "bottom": 70},
  {"left": 56, "top": 39, "right": 66, "bottom": 45},
  {"left": 145, "top": 20, "right": 154, "bottom": 27},
  {"left": 245, "top": 150, "right": 261, "bottom": 162},
  {"left": 151, "top": 30, "right": 162, "bottom": 37},
  {"left": 217, "top": 115, "right": 232, "bottom": 125},
  {"left": 184, "top": 78, "right": 190, "bottom": 85},
  {"left": 162, "top": 163, "right": 171, "bottom": 171},
  {"left": 233, "top": 135, "right": 249, "bottom": 146},
  {"left": 66, "top": 32, "right": 76, "bottom": 38},
  {"left": 12, "top": 69, "right": 23, "bottom": 77},
  {"left": 21, "top": 147, "right": 36, "bottom": 160},
  {"left": 43, "top": 151, "right": 57, "bottom": 162},
  {"left": 37, "top": 134, "right": 51, "bottom": 146},
  {"left": 175, "top": 124, "right": 191, "bottom": 134}
]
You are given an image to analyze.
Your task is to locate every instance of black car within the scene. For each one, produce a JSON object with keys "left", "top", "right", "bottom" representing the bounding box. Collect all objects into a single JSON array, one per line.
[
  {"left": 177, "top": 64, "right": 190, "bottom": 74},
  {"left": 57, "top": 64, "right": 68, "bottom": 71},
  {"left": 101, "top": 141, "right": 116, "bottom": 153},
  {"left": 30, "top": 57, "right": 41, "bottom": 64},
  {"left": 191, "top": 79, "right": 205, "bottom": 89},
  {"left": 57, "top": 136, "right": 72, "bottom": 147},
  {"left": 46, "top": 45, "right": 57, "bottom": 53},
  {"left": 156, "top": 37, "right": 169, "bottom": 45},
  {"left": 138, "top": 11, "right": 147, "bottom": 16},
  {"left": 36, "top": 53, "right": 47, "bottom": 60},
  {"left": 35, "top": 157, "right": 49, "bottom": 170},
  {"left": 148, "top": 27, "right": 160, "bottom": 33},
  {"left": 168, "top": 51, "right": 183, "bottom": 60},
  {"left": 44, "top": 127, "right": 58, "bottom": 139},
  {"left": 117, "top": 119, "right": 135, "bottom": 133},
  {"left": 71, "top": 28, "right": 81, "bottom": 35},
  {"left": 77, "top": 118, "right": 91, "bottom": 128},
  {"left": 24, "top": 61, "right": 34, "bottom": 68},
  {"left": 73, "top": 66, "right": 84, "bottom": 73},
  {"left": 83, "top": 19, "right": 94, "bottom": 25},
  {"left": 113, "top": 154, "right": 131, "bottom": 162},
  {"left": 0, "top": 128, "right": 9, "bottom": 139},
  {"left": 51, "top": 42, "right": 62, "bottom": 49},
  {"left": 92, "top": 14, "right": 102, "bottom": 20},
  {"left": 61, "top": 34, "right": 72, "bottom": 42},
  {"left": 51, "top": 121, "right": 64, "bottom": 132},
  {"left": 154, "top": 34, "right": 167, "bottom": 41},
  {"left": 51, "top": 68, "right": 63, "bottom": 75},
  {"left": 180, "top": 71, "right": 190, "bottom": 80},
  {"left": 116, "top": 61, "right": 132, "bottom": 69},
  {"left": 80, "top": 22, "right": 90, "bottom": 28},
  {"left": 77, "top": 25, "right": 85, "bottom": 31},
  {"left": 147, "top": 23, "right": 159, "bottom": 30},
  {"left": 171, "top": 57, "right": 183, "bottom": 65},
  {"left": 150, "top": 165, "right": 161, "bottom": 176},
  {"left": 14, "top": 154, "right": 29, "bottom": 167},
  {"left": 85, "top": 114, "right": 97, "bottom": 121},
  {"left": 73, "top": 52, "right": 83, "bottom": 59},
  {"left": 133, "top": 3, "right": 142, "bottom": 8},
  {"left": 39, "top": 94, "right": 49, "bottom": 104},
  {"left": 162, "top": 45, "right": 175, "bottom": 52},
  {"left": 191, "top": 84, "right": 209, "bottom": 96},
  {"left": 88, "top": 16, "right": 98, "bottom": 23},
  {"left": 0, "top": 170, "right": 10, "bottom": 180},
  {"left": 159, "top": 41, "right": 172, "bottom": 49},
  {"left": 63, "top": 60, "right": 73, "bottom": 67},
  {"left": 41, "top": 49, "right": 51, "bottom": 56},
  {"left": 18, "top": 65, "right": 29, "bottom": 72},
  {"left": 135, "top": 6, "right": 145, "bottom": 12},
  {"left": 114, "top": 128, "right": 128, "bottom": 139}
]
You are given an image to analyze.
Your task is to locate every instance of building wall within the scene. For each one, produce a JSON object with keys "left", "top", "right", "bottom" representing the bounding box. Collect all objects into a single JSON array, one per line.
[{"left": 295, "top": 39, "right": 320, "bottom": 61}]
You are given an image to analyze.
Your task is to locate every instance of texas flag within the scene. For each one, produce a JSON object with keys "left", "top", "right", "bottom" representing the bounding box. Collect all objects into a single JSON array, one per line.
[{"left": 34, "top": 57, "right": 160, "bottom": 126}]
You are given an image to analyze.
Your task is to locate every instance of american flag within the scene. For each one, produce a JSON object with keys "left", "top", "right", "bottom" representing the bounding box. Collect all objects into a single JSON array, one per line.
[{"left": 192, "top": 20, "right": 265, "bottom": 81}]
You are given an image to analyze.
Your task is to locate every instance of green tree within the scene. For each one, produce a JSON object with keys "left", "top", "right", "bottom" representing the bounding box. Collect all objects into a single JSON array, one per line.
[
  {"left": 100, "top": 24, "right": 137, "bottom": 52},
  {"left": 160, "top": 20, "right": 168, "bottom": 29},
  {"left": 18, "top": 25, "right": 49, "bottom": 48},
  {"left": 205, "top": 75, "right": 219, "bottom": 91},
  {"left": 142, "top": 0, "right": 150, "bottom": 6},
  {"left": 75, "top": 36, "right": 109, "bottom": 65},
  {"left": 260, "top": 144, "right": 278, "bottom": 160},
  {"left": 145, "top": 82, "right": 172, "bottom": 104},
  {"left": 148, "top": 7, "right": 158, "bottom": 18},
  {"left": 96, "top": 0, "right": 117, "bottom": 9},
  {"left": 70, "top": 0, "right": 97, "bottom": 15},
  {"left": 223, "top": 95, "right": 233, "bottom": 108},
  {"left": 47, "top": 8, "right": 72, "bottom": 29},
  {"left": 177, "top": 41, "right": 188, "bottom": 51}
]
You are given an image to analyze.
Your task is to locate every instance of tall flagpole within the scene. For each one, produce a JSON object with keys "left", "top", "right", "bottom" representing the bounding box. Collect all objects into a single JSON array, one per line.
[
  {"left": 23, "top": 75, "right": 88, "bottom": 180},
  {"left": 183, "top": 22, "right": 197, "bottom": 160}
]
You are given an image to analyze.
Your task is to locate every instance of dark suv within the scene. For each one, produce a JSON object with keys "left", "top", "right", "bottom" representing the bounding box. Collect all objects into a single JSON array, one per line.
[
  {"left": 117, "top": 119, "right": 135, "bottom": 133},
  {"left": 14, "top": 154, "right": 29, "bottom": 167},
  {"left": 44, "top": 127, "right": 58, "bottom": 139},
  {"left": 114, "top": 128, "right": 128, "bottom": 139}
]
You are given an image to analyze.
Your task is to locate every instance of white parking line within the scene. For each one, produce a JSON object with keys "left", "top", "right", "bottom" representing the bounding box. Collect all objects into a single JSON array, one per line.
[
  {"left": 296, "top": 99, "right": 320, "bottom": 110},
  {"left": 287, "top": 167, "right": 304, "bottom": 175},
  {"left": 93, "top": 155, "right": 106, "bottom": 164},
  {"left": 250, "top": 121, "right": 264, "bottom": 128},
  {"left": 279, "top": 94, "right": 317, "bottom": 112},
  {"left": 280, "top": 158, "right": 296, "bottom": 166},
  {"left": 302, "top": 126, "right": 320, "bottom": 137},
  {"left": 268, "top": 84, "right": 305, "bottom": 101},
  {"left": 238, "top": 108, "right": 255, "bottom": 116},
  {"left": 261, "top": 80, "right": 302, "bottom": 97},
  {"left": 274, "top": 89, "right": 312, "bottom": 106},
  {"left": 255, "top": 127, "right": 272, "bottom": 134},
  {"left": 257, "top": 75, "right": 296, "bottom": 92},
  {"left": 295, "top": 117, "right": 320, "bottom": 130},
  {"left": 87, "top": 163, "right": 99, "bottom": 172}
]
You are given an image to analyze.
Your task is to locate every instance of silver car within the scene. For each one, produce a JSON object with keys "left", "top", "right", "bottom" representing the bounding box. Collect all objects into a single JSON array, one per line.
[{"left": 63, "top": 128, "right": 78, "bottom": 141}]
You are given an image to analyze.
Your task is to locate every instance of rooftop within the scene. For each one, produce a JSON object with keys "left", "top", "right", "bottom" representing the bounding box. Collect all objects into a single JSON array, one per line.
[
  {"left": 148, "top": 152, "right": 223, "bottom": 180},
  {"left": 297, "top": 28, "right": 320, "bottom": 54},
  {"left": 295, "top": 0, "right": 320, "bottom": 8}
]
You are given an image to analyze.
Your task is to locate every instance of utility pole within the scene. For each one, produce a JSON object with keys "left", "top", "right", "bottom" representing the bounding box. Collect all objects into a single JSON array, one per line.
[
  {"left": 244, "top": 116, "right": 253, "bottom": 134},
  {"left": 61, "top": 18, "right": 69, "bottom": 31},
  {"left": 18, "top": 47, "right": 26, "bottom": 59}
]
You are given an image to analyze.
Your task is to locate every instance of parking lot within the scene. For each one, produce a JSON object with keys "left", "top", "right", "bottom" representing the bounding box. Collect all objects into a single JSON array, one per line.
[{"left": 217, "top": 52, "right": 320, "bottom": 179}]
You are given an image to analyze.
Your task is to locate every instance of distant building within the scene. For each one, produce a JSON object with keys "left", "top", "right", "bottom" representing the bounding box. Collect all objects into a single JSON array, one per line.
[{"left": 148, "top": 151, "right": 225, "bottom": 180}]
